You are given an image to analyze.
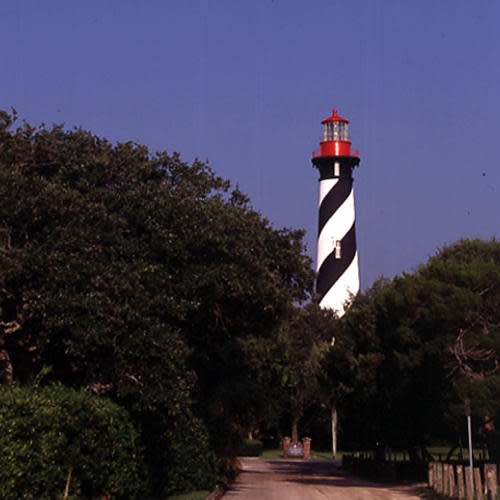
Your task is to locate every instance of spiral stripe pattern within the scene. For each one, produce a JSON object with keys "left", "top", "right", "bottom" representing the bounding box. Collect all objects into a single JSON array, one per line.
[{"left": 316, "top": 171, "right": 359, "bottom": 314}]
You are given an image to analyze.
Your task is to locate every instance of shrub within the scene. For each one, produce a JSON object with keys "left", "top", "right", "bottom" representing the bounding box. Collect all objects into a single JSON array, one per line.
[
  {"left": 0, "top": 383, "right": 145, "bottom": 499},
  {"left": 163, "top": 417, "right": 217, "bottom": 495},
  {"left": 239, "top": 438, "right": 264, "bottom": 457}
]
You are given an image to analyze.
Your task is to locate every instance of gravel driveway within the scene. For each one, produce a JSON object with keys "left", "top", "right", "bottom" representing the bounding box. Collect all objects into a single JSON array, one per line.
[{"left": 223, "top": 457, "right": 424, "bottom": 499}]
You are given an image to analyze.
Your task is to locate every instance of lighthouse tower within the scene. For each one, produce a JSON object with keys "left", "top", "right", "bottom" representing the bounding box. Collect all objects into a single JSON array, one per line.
[{"left": 312, "top": 108, "right": 360, "bottom": 316}]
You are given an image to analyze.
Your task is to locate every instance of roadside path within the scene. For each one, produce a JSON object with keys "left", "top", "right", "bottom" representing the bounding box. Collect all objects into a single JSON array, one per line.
[{"left": 223, "top": 457, "right": 424, "bottom": 499}]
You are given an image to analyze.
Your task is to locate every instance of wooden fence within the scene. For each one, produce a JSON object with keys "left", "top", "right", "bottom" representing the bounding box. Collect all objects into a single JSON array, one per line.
[{"left": 428, "top": 462, "right": 498, "bottom": 499}]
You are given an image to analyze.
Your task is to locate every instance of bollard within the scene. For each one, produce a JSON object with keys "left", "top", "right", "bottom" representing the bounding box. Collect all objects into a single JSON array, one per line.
[{"left": 456, "top": 464, "right": 465, "bottom": 499}]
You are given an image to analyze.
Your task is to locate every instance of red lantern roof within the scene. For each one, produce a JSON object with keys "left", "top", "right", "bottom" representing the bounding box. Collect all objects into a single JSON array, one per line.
[{"left": 321, "top": 108, "right": 349, "bottom": 124}]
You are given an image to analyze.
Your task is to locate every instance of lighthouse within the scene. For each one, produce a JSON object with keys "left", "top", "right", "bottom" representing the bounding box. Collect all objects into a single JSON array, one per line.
[{"left": 312, "top": 108, "right": 360, "bottom": 316}]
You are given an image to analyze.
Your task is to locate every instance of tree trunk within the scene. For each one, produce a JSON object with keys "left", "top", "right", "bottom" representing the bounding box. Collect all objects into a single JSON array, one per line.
[
  {"left": 291, "top": 416, "right": 299, "bottom": 443},
  {"left": 331, "top": 405, "right": 338, "bottom": 459},
  {"left": 0, "top": 349, "right": 13, "bottom": 384}
]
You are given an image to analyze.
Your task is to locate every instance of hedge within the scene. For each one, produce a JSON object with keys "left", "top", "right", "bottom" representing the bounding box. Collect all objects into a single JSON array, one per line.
[
  {"left": 0, "top": 383, "right": 145, "bottom": 499},
  {"left": 162, "top": 417, "right": 218, "bottom": 495},
  {"left": 239, "top": 438, "right": 264, "bottom": 457}
]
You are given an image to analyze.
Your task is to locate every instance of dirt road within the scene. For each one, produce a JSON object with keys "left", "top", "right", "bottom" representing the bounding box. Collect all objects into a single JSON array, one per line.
[{"left": 223, "top": 458, "right": 424, "bottom": 499}]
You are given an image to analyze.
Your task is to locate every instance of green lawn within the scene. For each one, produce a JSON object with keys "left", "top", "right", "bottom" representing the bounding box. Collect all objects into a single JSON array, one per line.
[
  {"left": 260, "top": 446, "right": 488, "bottom": 462},
  {"left": 427, "top": 446, "right": 489, "bottom": 461},
  {"left": 260, "top": 448, "right": 341, "bottom": 460}
]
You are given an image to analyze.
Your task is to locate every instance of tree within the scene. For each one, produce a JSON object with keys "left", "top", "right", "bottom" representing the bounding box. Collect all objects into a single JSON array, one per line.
[
  {"left": 176, "top": 193, "right": 314, "bottom": 452},
  {"left": 322, "top": 239, "right": 500, "bottom": 458},
  {"left": 422, "top": 239, "right": 500, "bottom": 385},
  {"left": 421, "top": 239, "right": 500, "bottom": 460},
  {"left": 319, "top": 281, "right": 386, "bottom": 453},
  {"left": 0, "top": 110, "right": 316, "bottom": 490},
  {"left": 241, "top": 303, "right": 335, "bottom": 445},
  {"left": 0, "top": 111, "right": 196, "bottom": 420}
]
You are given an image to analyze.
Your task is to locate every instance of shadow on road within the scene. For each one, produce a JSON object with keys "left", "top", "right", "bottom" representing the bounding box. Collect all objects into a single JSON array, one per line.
[{"left": 224, "top": 458, "right": 424, "bottom": 499}]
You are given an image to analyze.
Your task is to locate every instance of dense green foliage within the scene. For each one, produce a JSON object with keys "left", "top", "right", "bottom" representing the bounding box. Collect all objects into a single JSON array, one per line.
[
  {"left": 326, "top": 238, "right": 500, "bottom": 456},
  {"left": 163, "top": 418, "right": 217, "bottom": 495},
  {"left": 237, "top": 301, "right": 337, "bottom": 444},
  {"left": 0, "top": 383, "right": 144, "bottom": 499},
  {"left": 269, "top": 303, "right": 335, "bottom": 441},
  {"left": 0, "top": 110, "right": 315, "bottom": 494},
  {"left": 239, "top": 438, "right": 264, "bottom": 457},
  {"left": 0, "top": 108, "right": 312, "bottom": 410}
]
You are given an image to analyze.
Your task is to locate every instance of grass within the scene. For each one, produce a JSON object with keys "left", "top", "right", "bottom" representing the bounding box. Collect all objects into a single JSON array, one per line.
[
  {"left": 166, "top": 491, "right": 211, "bottom": 500},
  {"left": 260, "top": 448, "right": 342, "bottom": 460},
  {"left": 260, "top": 446, "right": 488, "bottom": 462},
  {"left": 333, "top": 446, "right": 487, "bottom": 462},
  {"left": 426, "top": 446, "right": 488, "bottom": 461},
  {"left": 310, "top": 450, "right": 340, "bottom": 460}
]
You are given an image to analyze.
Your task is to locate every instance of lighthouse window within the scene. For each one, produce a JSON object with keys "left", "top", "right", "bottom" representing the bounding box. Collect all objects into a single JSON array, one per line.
[
  {"left": 340, "top": 123, "right": 348, "bottom": 141},
  {"left": 335, "top": 240, "right": 342, "bottom": 259},
  {"left": 324, "top": 122, "right": 333, "bottom": 141},
  {"left": 334, "top": 162, "right": 340, "bottom": 176},
  {"left": 333, "top": 122, "right": 340, "bottom": 140}
]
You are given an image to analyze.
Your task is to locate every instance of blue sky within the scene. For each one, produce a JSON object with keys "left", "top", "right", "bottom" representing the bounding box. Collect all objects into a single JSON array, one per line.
[{"left": 2, "top": 0, "right": 500, "bottom": 288}]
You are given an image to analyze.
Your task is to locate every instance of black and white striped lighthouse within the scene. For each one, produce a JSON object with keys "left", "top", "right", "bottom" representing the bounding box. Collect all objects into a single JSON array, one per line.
[{"left": 312, "top": 108, "right": 360, "bottom": 316}]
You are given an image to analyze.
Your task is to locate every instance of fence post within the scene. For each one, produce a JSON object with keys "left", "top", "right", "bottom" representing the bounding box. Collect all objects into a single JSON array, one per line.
[
  {"left": 456, "top": 464, "right": 465, "bottom": 499},
  {"left": 448, "top": 463, "right": 456, "bottom": 498},
  {"left": 484, "top": 463, "right": 497, "bottom": 498},
  {"left": 465, "top": 466, "right": 474, "bottom": 499},
  {"left": 428, "top": 461, "right": 434, "bottom": 488},
  {"left": 473, "top": 467, "right": 482, "bottom": 499},
  {"left": 443, "top": 463, "right": 449, "bottom": 496},
  {"left": 436, "top": 462, "right": 443, "bottom": 494}
]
